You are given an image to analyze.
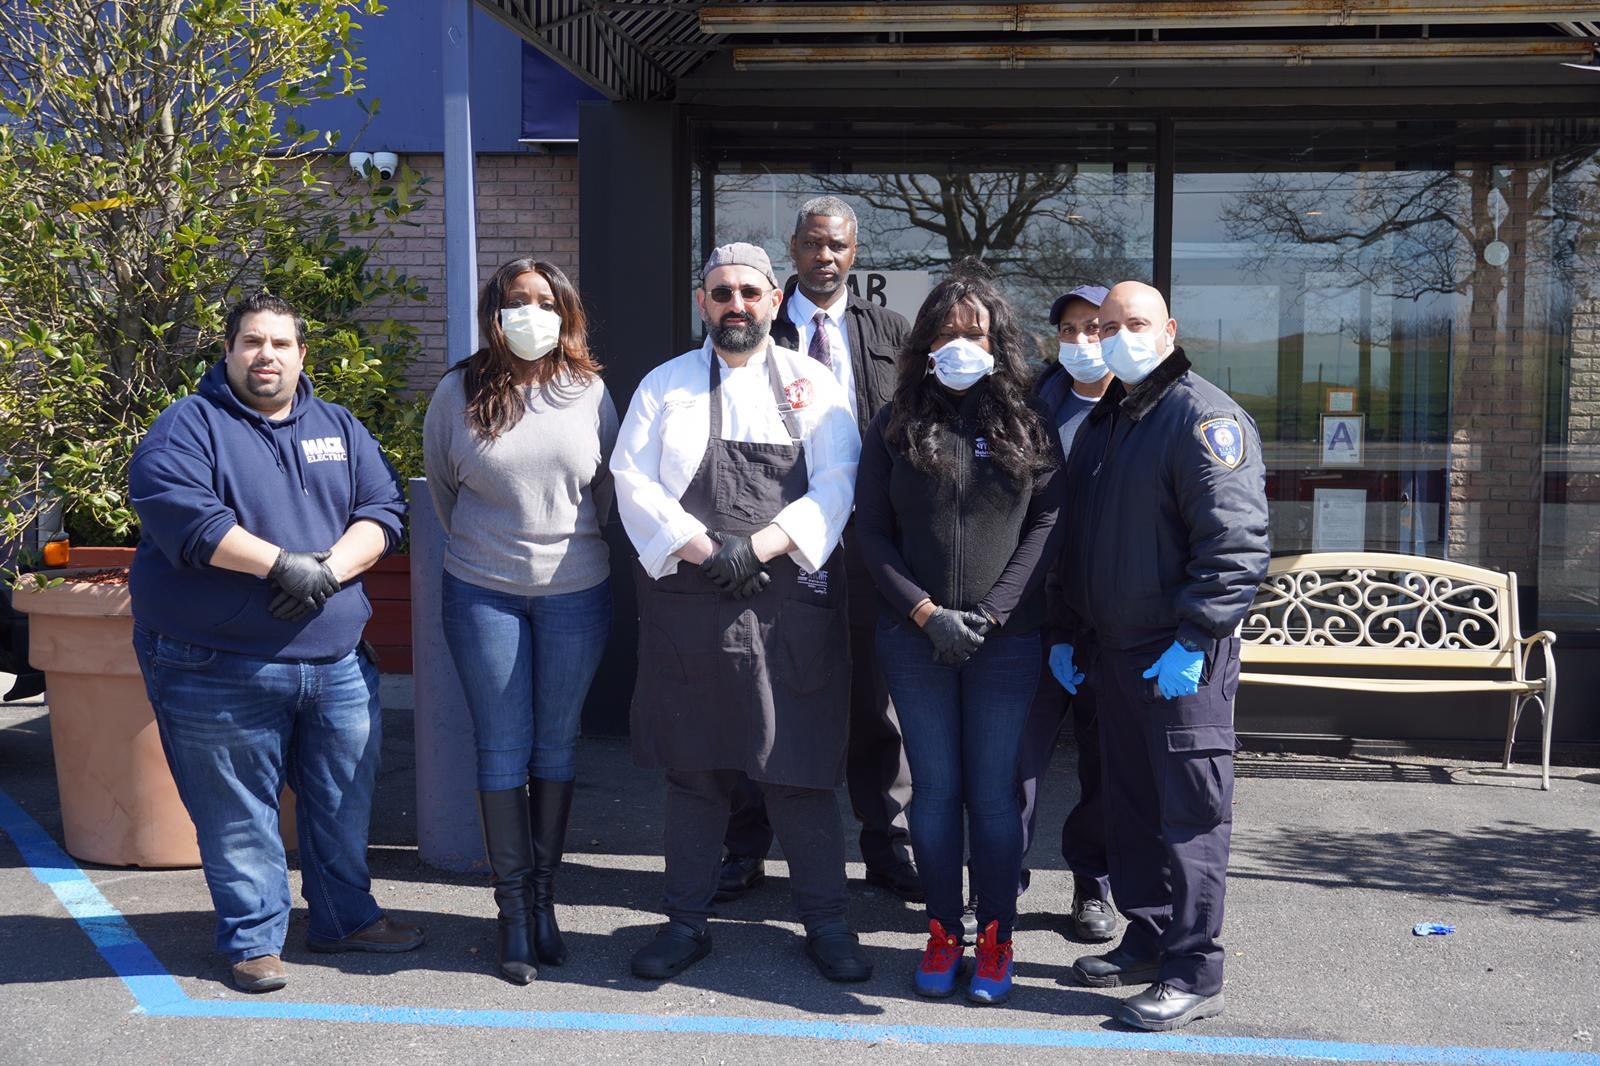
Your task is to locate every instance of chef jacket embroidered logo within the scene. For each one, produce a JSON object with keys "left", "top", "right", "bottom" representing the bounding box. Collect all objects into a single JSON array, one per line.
[
  {"left": 301, "top": 436, "right": 348, "bottom": 464},
  {"left": 974, "top": 436, "right": 992, "bottom": 459},
  {"left": 783, "top": 378, "right": 813, "bottom": 410},
  {"left": 1198, "top": 418, "right": 1243, "bottom": 468}
]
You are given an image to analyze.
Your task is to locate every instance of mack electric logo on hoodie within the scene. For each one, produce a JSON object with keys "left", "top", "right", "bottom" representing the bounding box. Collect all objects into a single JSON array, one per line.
[{"left": 301, "top": 436, "right": 349, "bottom": 464}]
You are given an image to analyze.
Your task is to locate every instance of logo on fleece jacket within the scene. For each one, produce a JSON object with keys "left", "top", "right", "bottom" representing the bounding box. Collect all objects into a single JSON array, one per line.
[{"left": 301, "top": 436, "right": 348, "bottom": 464}]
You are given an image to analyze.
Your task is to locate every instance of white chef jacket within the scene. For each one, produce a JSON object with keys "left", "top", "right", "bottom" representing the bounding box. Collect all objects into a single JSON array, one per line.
[
  {"left": 612, "top": 336, "right": 861, "bottom": 580},
  {"left": 786, "top": 287, "right": 858, "bottom": 422}
]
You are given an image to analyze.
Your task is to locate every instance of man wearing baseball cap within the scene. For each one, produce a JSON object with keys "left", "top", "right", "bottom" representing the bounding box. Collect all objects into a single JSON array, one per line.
[
  {"left": 1022, "top": 283, "right": 1119, "bottom": 942},
  {"left": 611, "top": 242, "right": 870, "bottom": 984}
]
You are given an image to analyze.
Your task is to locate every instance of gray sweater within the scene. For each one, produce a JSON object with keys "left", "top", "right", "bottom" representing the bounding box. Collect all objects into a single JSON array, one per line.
[{"left": 423, "top": 367, "right": 619, "bottom": 597}]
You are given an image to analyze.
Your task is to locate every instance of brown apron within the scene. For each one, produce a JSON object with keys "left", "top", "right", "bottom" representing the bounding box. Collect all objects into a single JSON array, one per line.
[{"left": 631, "top": 346, "right": 850, "bottom": 789}]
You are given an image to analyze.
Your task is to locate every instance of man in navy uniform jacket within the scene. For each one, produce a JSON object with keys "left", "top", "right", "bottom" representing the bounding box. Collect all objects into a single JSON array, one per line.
[
  {"left": 129, "top": 291, "right": 421, "bottom": 994},
  {"left": 1052, "top": 281, "right": 1269, "bottom": 1032}
]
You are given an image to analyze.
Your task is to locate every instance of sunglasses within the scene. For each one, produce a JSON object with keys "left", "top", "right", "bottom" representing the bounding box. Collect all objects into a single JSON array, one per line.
[{"left": 706, "top": 285, "right": 771, "bottom": 304}]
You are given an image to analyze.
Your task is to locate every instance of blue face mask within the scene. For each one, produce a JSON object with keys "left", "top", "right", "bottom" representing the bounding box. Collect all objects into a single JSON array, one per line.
[
  {"left": 927, "top": 337, "right": 995, "bottom": 391},
  {"left": 1099, "top": 328, "right": 1168, "bottom": 385},
  {"left": 1057, "top": 340, "right": 1107, "bottom": 384}
]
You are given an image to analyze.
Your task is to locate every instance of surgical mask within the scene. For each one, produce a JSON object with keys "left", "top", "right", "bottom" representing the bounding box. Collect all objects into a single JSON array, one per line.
[
  {"left": 1099, "top": 328, "right": 1167, "bottom": 385},
  {"left": 927, "top": 337, "right": 995, "bottom": 391},
  {"left": 500, "top": 305, "right": 562, "bottom": 362},
  {"left": 1058, "top": 340, "right": 1107, "bottom": 384}
]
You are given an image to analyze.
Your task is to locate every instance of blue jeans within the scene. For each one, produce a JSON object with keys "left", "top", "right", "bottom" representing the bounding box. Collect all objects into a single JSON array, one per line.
[
  {"left": 132, "top": 625, "right": 384, "bottom": 963},
  {"left": 876, "top": 619, "right": 1041, "bottom": 941},
  {"left": 440, "top": 573, "right": 611, "bottom": 790}
]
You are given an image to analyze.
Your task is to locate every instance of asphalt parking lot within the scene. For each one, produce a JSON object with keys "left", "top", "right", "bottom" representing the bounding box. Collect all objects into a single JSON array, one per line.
[{"left": 3, "top": 680, "right": 1598, "bottom": 1066}]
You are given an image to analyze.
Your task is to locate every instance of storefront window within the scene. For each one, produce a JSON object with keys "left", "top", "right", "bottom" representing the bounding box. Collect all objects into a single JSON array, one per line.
[
  {"left": 690, "top": 118, "right": 1156, "bottom": 353},
  {"left": 1176, "top": 118, "right": 1600, "bottom": 632},
  {"left": 1174, "top": 122, "right": 1462, "bottom": 560},
  {"left": 689, "top": 114, "right": 1600, "bottom": 632}
]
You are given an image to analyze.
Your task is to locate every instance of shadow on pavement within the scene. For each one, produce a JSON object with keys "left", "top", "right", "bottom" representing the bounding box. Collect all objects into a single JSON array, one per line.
[{"left": 1233, "top": 820, "right": 1600, "bottom": 920}]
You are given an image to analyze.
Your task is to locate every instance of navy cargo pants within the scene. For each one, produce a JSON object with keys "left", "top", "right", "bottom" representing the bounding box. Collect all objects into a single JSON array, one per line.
[{"left": 1096, "top": 635, "right": 1239, "bottom": 997}]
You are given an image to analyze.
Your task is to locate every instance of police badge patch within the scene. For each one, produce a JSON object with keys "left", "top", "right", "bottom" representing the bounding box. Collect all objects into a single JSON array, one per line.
[{"left": 1199, "top": 418, "right": 1244, "bottom": 468}]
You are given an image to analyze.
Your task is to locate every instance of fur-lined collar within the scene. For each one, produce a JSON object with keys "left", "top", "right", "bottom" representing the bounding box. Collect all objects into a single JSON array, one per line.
[{"left": 1088, "top": 346, "right": 1192, "bottom": 425}]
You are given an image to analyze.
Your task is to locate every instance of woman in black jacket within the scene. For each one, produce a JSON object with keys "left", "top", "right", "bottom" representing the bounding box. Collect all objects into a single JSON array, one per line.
[{"left": 856, "top": 263, "right": 1065, "bottom": 1005}]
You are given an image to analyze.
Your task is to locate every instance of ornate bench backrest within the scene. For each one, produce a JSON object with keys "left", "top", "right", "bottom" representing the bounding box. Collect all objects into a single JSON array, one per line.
[{"left": 1240, "top": 552, "right": 1517, "bottom": 670}]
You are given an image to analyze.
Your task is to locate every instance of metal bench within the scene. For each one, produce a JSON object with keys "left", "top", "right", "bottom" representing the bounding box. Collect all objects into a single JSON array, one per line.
[{"left": 1239, "top": 551, "right": 1559, "bottom": 790}]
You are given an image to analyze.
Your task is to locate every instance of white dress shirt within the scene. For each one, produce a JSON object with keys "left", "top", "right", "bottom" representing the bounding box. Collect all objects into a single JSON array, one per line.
[
  {"left": 611, "top": 336, "right": 861, "bottom": 580},
  {"left": 787, "top": 287, "right": 858, "bottom": 421}
]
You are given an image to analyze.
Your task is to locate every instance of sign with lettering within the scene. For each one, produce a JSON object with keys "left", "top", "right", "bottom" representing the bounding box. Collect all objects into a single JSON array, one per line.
[
  {"left": 847, "top": 270, "right": 931, "bottom": 323},
  {"left": 1320, "top": 414, "right": 1364, "bottom": 466}
]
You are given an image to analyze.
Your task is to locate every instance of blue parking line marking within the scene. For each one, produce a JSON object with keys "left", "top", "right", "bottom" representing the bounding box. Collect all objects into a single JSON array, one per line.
[
  {"left": 3, "top": 785, "right": 1596, "bottom": 1065},
  {"left": 0, "top": 788, "right": 188, "bottom": 1012}
]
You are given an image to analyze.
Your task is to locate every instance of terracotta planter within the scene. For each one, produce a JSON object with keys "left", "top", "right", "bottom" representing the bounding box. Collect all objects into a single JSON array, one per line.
[{"left": 14, "top": 567, "right": 296, "bottom": 868}]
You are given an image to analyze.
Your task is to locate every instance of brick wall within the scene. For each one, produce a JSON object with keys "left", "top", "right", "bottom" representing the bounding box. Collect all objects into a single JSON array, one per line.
[{"left": 329, "top": 150, "right": 582, "bottom": 381}]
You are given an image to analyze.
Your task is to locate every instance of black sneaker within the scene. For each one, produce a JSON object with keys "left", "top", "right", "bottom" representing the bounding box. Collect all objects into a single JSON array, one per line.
[
  {"left": 714, "top": 854, "right": 765, "bottom": 902},
  {"left": 1071, "top": 895, "right": 1118, "bottom": 942},
  {"left": 864, "top": 859, "right": 924, "bottom": 903}
]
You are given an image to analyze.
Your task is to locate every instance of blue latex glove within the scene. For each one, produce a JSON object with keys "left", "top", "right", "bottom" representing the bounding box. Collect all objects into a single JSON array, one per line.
[
  {"left": 1142, "top": 640, "right": 1205, "bottom": 700},
  {"left": 1048, "top": 643, "right": 1085, "bottom": 695}
]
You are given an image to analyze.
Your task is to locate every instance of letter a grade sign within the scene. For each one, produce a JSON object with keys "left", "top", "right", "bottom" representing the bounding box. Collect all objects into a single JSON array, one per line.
[{"left": 1321, "top": 414, "right": 1364, "bottom": 466}]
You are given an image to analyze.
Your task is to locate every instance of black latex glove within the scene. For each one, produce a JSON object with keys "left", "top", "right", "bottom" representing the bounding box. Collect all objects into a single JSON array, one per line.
[
  {"left": 733, "top": 569, "right": 772, "bottom": 600},
  {"left": 700, "top": 532, "right": 766, "bottom": 595},
  {"left": 921, "top": 607, "right": 990, "bottom": 666},
  {"left": 267, "top": 549, "right": 339, "bottom": 622}
]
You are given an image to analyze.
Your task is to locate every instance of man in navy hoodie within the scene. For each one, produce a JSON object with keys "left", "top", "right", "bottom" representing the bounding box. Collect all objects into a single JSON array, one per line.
[{"left": 128, "top": 291, "right": 420, "bottom": 994}]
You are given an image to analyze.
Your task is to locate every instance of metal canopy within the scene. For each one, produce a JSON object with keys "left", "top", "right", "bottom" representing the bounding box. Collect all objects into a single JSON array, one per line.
[
  {"left": 477, "top": 0, "right": 1600, "bottom": 100},
  {"left": 476, "top": 1, "right": 715, "bottom": 100}
]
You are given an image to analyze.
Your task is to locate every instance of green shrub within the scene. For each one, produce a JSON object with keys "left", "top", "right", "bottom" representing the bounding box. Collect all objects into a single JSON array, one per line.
[{"left": 0, "top": 0, "right": 429, "bottom": 550}]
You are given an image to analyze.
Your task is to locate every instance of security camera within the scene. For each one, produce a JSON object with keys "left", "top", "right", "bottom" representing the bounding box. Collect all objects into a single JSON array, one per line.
[
  {"left": 348, "top": 151, "right": 372, "bottom": 178},
  {"left": 371, "top": 152, "right": 399, "bottom": 181}
]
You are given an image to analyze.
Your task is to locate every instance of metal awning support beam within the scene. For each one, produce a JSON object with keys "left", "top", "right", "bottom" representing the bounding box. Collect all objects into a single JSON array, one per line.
[
  {"left": 733, "top": 37, "right": 1598, "bottom": 68},
  {"left": 704, "top": 2, "right": 1600, "bottom": 35}
]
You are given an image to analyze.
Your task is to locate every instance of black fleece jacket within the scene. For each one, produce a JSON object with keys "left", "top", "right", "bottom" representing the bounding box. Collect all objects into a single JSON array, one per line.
[{"left": 855, "top": 381, "right": 1067, "bottom": 635}]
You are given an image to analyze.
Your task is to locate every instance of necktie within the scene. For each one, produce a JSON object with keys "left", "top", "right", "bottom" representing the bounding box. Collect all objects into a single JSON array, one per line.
[{"left": 808, "top": 310, "right": 833, "bottom": 370}]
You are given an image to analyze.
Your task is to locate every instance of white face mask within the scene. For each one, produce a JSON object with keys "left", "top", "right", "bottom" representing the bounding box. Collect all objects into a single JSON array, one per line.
[
  {"left": 500, "top": 305, "right": 562, "bottom": 362},
  {"left": 927, "top": 337, "right": 995, "bottom": 391},
  {"left": 1099, "top": 327, "right": 1168, "bottom": 385},
  {"left": 1058, "top": 340, "right": 1108, "bottom": 384}
]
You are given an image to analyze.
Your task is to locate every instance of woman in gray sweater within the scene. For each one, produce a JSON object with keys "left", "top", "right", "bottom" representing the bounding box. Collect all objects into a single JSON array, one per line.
[{"left": 423, "top": 259, "right": 618, "bottom": 985}]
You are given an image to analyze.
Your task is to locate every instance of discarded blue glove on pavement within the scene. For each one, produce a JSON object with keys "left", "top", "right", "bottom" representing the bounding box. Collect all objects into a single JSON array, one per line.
[
  {"left": 1141, "top": 640, "right": 1205, "bottom": 699},
  {"left": 1048, "top": 643, "right": 1085, "bottom": 695}
]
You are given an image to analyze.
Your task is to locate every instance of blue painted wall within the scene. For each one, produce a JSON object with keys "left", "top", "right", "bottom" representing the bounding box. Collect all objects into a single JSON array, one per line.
[{"left": 293, "top": 1, "right": 525, "bottom": 154}]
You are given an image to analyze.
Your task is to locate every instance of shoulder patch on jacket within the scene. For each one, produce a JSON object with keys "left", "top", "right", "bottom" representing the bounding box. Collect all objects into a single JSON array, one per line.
[{"left": 1198, "top": 417, "right": 1244, "bottom": 468}]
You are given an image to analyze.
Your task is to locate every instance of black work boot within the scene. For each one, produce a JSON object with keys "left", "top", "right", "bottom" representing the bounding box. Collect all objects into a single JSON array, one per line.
[
  {"left": 1071, "top": 942, "right": 1162, "bottom": 988},
  {"left": 477, "top": 788, "right": 538, "bottom": 985},
  {"left": 528, "top": 777, "right": 575, "bottom": 966}
]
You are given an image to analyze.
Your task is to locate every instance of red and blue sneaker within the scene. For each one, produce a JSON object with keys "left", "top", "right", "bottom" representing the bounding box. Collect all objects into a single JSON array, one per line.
[
  {"left": 966, "top": 920, "right": 1014, "bottom": 1005},
  {"left": 913, "top": 919, "right": 964, "bottom": 998}
]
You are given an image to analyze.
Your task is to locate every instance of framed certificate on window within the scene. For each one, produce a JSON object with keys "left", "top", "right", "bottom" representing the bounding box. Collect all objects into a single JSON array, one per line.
[{"left": 1324, "top": 387, "right": 1357, "bottom": 414}]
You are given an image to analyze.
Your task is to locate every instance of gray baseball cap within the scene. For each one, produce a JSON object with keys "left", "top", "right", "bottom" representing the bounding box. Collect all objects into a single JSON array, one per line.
[
  {"left": 702, "top": 242, "right": 779, "bottom": 287},
  {"left": 1049, "top": 284, "right": 1109, "bottom": 326}
]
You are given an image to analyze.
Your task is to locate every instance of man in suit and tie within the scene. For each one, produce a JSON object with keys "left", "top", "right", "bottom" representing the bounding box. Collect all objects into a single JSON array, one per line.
[{"left": 716, "top": 196, "right": 923, "bottom": 905}]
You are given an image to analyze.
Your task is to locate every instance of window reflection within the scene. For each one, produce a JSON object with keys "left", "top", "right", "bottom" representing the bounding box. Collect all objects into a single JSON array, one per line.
[
  {"left": 1176, "top": 118, "right": 1600, "bottom": 633},
  {"left": 691, "top": 119, "right": 1155, "bottom": 357}
]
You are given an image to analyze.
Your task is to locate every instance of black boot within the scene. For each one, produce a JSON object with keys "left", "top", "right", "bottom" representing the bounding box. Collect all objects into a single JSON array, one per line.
[
  {"left": 528, "top": 777, "right": 575, "bottom": 966},
  {"left": 477, "top": 788, "right": 538, "bottom": 984}
]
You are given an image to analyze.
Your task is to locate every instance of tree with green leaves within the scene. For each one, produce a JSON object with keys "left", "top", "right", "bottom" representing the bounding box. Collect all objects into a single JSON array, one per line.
[{"left": 0, "top": 0, "right": 429, "bottom": 551}]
